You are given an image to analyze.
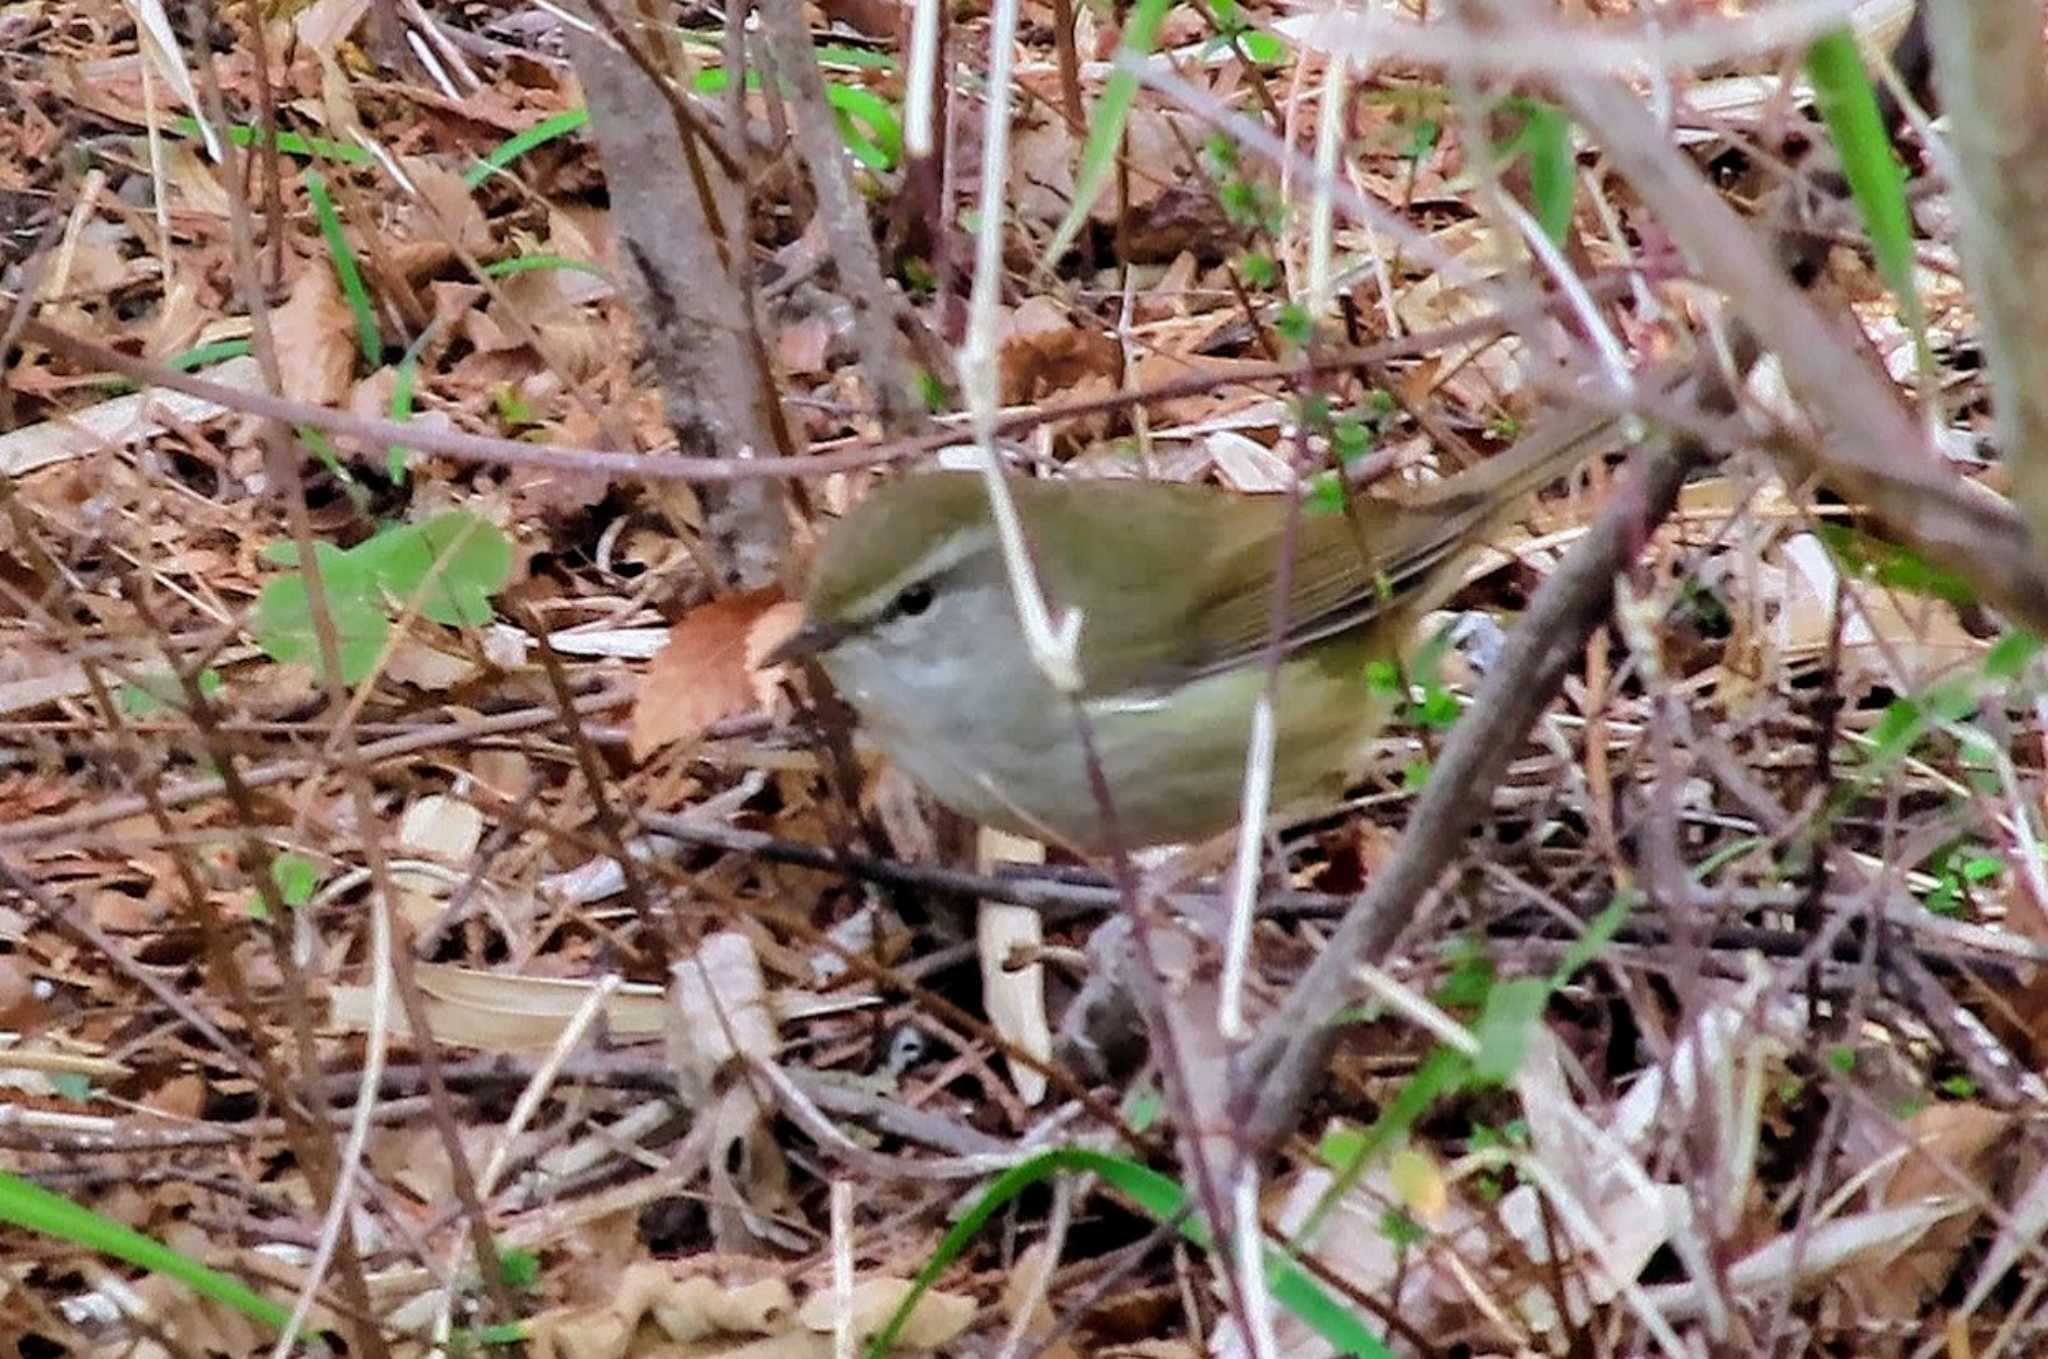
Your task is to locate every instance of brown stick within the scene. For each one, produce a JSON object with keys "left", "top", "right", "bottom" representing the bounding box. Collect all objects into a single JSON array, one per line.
[{"left": 1237, "top": 428, "right": 1704, "bottom": 1156}]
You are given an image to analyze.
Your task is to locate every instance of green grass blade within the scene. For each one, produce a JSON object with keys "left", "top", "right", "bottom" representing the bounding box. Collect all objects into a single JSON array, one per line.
[
  {"left": 481, "top": 254, "right": 611, "bottom": 281},
  {"left": 1522, "top": 102, "right": 1575, "bottom": 244},
  {"left": 688, "top": 71, "right": 902, "bottom": 170},
  {"left": 303, "top": 169, "right": 381, "bottom": 367},
  {"left": 386, "top": 322, "right": 439, "bottom": 481},
  {"left": 463, "top": 107, "right": 592, "bottom": 189},
  {"left": 1806, "top": 28, "right": 1920, "bottom": 329},
  {"left": 678, "top": 27, "right": 898, "bottom": 71},
  {"left": 1037, "top": 0, "right": 1175, "bottom": 270},
  {"left": 171, "top": 114, "right": 370, "bottom": 164},
  {"left": 98, "top": 338, "right": 254, "bottom": 394},
  {"left": 866, "top": 1148, "right": 1393, "bottom": 1359},
  {"left": 826, "top": 83, "right": 904, "bottom": 170},
  {"left": 0, "top": 1171, "right": 291, "bottom": 1334}
]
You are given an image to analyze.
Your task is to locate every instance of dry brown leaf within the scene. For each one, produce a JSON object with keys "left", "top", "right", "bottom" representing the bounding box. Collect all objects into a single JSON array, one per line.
[
  {"left": 144, "top": 1071, "right": 206, "bottom": 1119},
  {"left": 272, "top": 265, "right": 356, "bottom": 407},
  {"left": 1836, "top": 1102, "right": 2012, "bottom": 1320},
  {"left": 388, "top": 157, "right": 495, "bottom": 277},
  {"left": 793, "top": 1276, "right": 975, "bottom": 1348},
  {"left": 0, "top": 955, "right": 37, "bottom": 1028},
  {"left": 1008, "top": 105, "right": 1192, "bottom": 230},
  {"left": 999, "top": 297, "right": 1121, "bottom": 404},
  {"left": 161, "top": 142, "right": 231, "bottom": 217},
  {"left": 632, "top": 585, "right": 794, "bottom": 758},
  {"left": 294, "top": 0, "right": 374, "bottom": 54},
  {"left": 329, "top": 962, "right": 670, "bottom": 1049},
  {"left": 651, "top": 1272, "right": 796, "bottom": 1341},
  {"left": 1128, "top": 351, "right": 1282, "bottom": 426}
]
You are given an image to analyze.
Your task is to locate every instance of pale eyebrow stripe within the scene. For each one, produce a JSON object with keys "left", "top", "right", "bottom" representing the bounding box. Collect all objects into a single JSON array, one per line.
[{"left": 842, "top": 525, "right": 997, "bottom": 622}]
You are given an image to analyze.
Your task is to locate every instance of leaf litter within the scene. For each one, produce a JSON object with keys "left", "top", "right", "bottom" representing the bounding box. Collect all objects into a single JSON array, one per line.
[{"left": 2, "top": 0, "right": 2046, "bottom": 1356}]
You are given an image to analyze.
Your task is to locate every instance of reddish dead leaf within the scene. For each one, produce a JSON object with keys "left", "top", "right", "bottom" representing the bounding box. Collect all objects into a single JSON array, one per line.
[
  {"left": 999, "top": 296, "right": 1122, "bottom": 405},
  {"left": 632, "top": 586, "right": 793, "bottom": 758},
  {"left": 144, "top": 1072, "right": 207, "bottom": 1119}
]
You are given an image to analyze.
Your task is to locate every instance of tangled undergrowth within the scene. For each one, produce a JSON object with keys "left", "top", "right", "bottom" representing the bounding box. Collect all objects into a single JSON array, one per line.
[{"left": 4, "top": 1, "right": 2048, "bottom": 1356}]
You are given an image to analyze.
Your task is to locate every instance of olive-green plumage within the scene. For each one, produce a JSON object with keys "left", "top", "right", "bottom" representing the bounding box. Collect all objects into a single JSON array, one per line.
[{"left": 784, "top": 415, "right": 1610, "bottom": 851}]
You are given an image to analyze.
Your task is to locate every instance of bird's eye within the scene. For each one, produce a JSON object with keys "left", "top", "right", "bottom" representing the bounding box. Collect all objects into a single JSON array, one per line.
[{"left": 896, "top": 582, "right": 935, "bottom": 617}]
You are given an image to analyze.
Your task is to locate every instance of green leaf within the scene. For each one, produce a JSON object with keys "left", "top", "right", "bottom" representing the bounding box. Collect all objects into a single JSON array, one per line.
[
  {"left": 1411, "top": 686, "right": 1460, "bottom": 731},
  {"left": 1378, "top": 1207, "right": 1427, "bottom": 1248},
  {"left": 385, "top": 321, "right": 445, "bottom": 483},
  {"left": 170, "top": 114, "right": 369, "bottom": 164},
  {"left": 1471, "top": 977, "right": 1546, "bottom": 1085},
  {"left": 101, "top": 339, "right": 258, "bottom": 395},
  {"left": 1311, "top": 1046, "right": 1470, "bottom": 1218},
  {"left": 1404, "top": 118, "right": 1441, "bottom": 160},
  {"left": 1317, "top": 1125, "right": 1368, "bottom": 1169},
  {"left": 270, "top": 853, "right": 322, "bottom": 908},
  {"left": 1274, "top": 302, "right": 1312, "bottom": 349},
  {"left": 1815, "top": 522, "right": 1978, "bottom": 606},
  {"left": 1295, "top": 392, "right": 1332, "bottom": 429},
  {"left": 824, "top": 83, "right": 904, "bottom": 171},
  {"left": 689, "top": 72, "right": 903, "bottom": 170},
  {"left": 1983, "top": 630, "right": 2043, "bottom": 683},
  {"left": 1550, "top": 891, "right": 1634, "bottom": 986},
  {"left": 1303, "top": 471, "right": 1345, "bottom": 515},
  {"left": 253, "top": 514, "right": 513, "bottom": 686},
  {"left": 1332, "top": 417, "right": 1372, "bottom": 463},
  {"left": 493, "top": 387, "right": 537, "bottom": 430},
  {"left": 1363, "top": 658, "right": 1403, "bottom": 696},
  {"left": 1433, "top": 936, "right": 1495, "bottom": 1011},
  {"left": 119, "top": 668, "right": 222, "bottom": 716},
  {"left": 481, "top": 254, "right": 611, "bottom": 282},
  {"left": 352, "top": 512, "right": 514, "bottom": 626},
  {"left": 49, "top": 1072, "right": 93, "bottom": 1103},
  {"left": 497, "top": 1245, "right": 541, "bottom": 1291},
  {"left": 1962, "top": 853, "right": 2004, "bottom": 884},
  {"left": 1239, "top": 29, "right": 1285, "bottom": 64},
  {"left": 255, "top": 548, "right": 389, "bottom": 685},
  {"left": 0, "top": 1171, "right": 290, "bottom": 1333}
]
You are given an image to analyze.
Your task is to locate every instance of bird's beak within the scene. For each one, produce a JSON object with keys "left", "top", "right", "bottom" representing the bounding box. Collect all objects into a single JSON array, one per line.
[{"left": 760, "top": 616, "right": 848, "bottom": 668}]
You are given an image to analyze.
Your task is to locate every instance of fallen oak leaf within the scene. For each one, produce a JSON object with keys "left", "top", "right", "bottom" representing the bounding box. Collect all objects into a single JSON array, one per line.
[{"left": 631, "top": 586, "right": 794, "bottom": 758}]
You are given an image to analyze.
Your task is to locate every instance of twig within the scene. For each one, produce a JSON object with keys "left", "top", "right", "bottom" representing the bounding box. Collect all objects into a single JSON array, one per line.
[
  {"left": 1237, "top": 428, "right": 1703, "bottom": 1156},
  {"left": 17, "top": 288, "right": 1622, "bottom": 488},
  {"left": 0, "top": 686, "right": 631, "bottom": 847}
]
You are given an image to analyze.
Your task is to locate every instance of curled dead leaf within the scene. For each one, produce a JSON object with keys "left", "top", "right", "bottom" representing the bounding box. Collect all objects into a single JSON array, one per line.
[
  {"left": 794, "top": 1276, "right": 976, "bottom": 1348},
  {"left": 631, "top": 586, "right": 795, "bottom": 758}
]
